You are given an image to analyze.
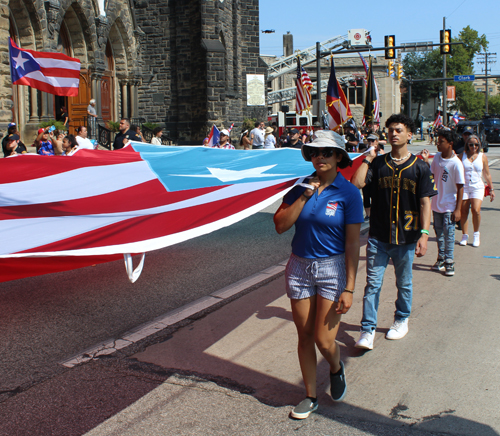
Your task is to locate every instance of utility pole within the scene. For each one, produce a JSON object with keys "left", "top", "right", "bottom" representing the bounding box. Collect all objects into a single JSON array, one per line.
[
  {"left": 442, "top": 17, "right": 447, "bottom": 126},
  {"left": 477, "top": 52, "right": 497, "bottom": 114}
]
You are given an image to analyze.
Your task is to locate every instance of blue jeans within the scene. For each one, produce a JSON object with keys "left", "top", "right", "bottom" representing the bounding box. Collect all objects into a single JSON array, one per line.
[
  {"left": 432, "top": 211, "right": 455, "bottom": 263},
  {"left": 361, "top": 238, "right": 416, "bottom": 333}
]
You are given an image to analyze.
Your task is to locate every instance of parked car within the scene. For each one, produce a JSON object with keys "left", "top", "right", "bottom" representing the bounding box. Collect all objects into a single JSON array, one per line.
[
  {"left": 456, "top": 120, "right": 489, "bottom": 153},
  {"left": 483, "top": 116, "right": 500, "bottom": 144}
]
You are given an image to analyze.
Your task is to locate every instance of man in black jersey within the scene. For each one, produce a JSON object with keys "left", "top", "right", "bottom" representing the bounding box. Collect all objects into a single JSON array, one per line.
[{"left": 351, "top": 114, "right": 436, "bottom": 350}]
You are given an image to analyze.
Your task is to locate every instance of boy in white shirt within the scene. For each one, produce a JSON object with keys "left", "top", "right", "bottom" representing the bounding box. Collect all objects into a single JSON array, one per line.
[{"left": 422, "top": 129, "right": 464, "bottom": 276}]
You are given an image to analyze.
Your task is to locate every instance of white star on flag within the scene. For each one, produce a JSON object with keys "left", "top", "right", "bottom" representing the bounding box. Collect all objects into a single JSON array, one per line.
[
  {"left": 13, "top": 52, "right": 29, "bottom": 71},
  {"left": 172, "top": 165, "right": 291, "bottom": 182}
]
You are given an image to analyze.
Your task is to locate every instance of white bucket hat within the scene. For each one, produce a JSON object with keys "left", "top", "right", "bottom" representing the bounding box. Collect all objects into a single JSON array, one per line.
[{"left": 302, "top": 130, "right": 352, "bottom": 168}]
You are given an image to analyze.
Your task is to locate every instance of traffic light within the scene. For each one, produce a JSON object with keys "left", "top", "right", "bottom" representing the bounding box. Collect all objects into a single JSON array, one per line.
[
  {"left": 440, "top": 29, "right": 451, "bottom": 55},
  {"left": 397, "top": 64, "right": 403, "bottom": 80},
  {"left": 385, "top": 35, "right": 396, "bottom": 59},
  {"left": 388, "top": 60, "right": 394, "bottom": 77}
]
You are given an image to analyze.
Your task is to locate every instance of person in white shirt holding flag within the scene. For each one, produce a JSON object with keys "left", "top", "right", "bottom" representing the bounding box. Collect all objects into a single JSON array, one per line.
[{"left": 75, "top": 126, "right": 94, "bottom": 149}]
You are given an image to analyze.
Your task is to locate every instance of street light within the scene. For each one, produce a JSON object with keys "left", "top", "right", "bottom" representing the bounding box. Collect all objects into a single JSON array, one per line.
[
  {"left": 388, "top": 60, "right": 394, "bottom": 77},
  {"left": 385, "top": 35, "right": 396, "bottom": 59},
  {"left": 397, "top": 64, "right": 403, "bottom": 81},
  {"left": 440, "top": 29, "right": 451, "bottom": 55}
]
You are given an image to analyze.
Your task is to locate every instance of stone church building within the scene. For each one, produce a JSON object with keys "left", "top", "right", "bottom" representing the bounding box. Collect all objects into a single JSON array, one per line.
[{"left": 1, "top": 0, "right": 266, "bottom": 144}]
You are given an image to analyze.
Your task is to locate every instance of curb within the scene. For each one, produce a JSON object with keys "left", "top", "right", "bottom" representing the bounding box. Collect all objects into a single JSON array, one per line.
[{"left": 60, "top": 220, "right": 371, "bottom": 368}]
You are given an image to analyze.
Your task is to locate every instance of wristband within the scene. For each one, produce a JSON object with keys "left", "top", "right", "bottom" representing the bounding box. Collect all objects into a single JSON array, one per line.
[
  {"left": 302, "top": 192, "right": 312, "bottom": 200},
  {"left": 342, "top": 289, "right": 354, "bottom": 294},
  {"left": 362, "top": 158, "right": 372, "bottom": 166},
  {"left": 420, "top": 229, "right": 429, "bottom": 235}
]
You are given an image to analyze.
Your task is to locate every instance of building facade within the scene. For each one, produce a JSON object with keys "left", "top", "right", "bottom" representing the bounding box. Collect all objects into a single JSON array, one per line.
[
  {"left": 2, "top": 0, "right": 266, "bottom": 144},
  {"left": 473, "top": 78, "right": 499, "bottom": 97}
]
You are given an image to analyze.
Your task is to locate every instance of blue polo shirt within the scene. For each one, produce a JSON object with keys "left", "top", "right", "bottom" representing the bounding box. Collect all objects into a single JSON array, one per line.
[{"left": 283, "top": 172, "right": 363, "bottom": 258}]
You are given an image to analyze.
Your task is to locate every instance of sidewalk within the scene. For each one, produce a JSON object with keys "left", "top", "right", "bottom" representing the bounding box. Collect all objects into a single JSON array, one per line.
[{"left": 84, "top": 165, "right": 500, "bottom": 436}]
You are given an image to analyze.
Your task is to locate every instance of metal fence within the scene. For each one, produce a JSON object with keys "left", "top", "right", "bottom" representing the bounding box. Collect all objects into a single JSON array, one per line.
[{"left": 97, "top": 124, "right": 113, "bottom": 150}]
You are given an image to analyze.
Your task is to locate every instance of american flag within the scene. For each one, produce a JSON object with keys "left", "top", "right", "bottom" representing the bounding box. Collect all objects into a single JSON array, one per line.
[
  {"left": 0, "top": 145, "right": 366, "bottom": 283},
  {"left": 359, "top": 54, "right": 380, "bottom": 125},
  {"left": 9, "top": 37, "right": 80, "bottom": 97},
  {"left": 326, "top": 57, "right": 352, "bottom": 131},
  {"left": 295, "top": 58, "right": 313, "bottom": 115}
]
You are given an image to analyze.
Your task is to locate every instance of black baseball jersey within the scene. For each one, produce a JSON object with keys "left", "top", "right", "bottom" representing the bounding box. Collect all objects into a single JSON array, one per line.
[{"left": 365, "top": 154, "right": 437, "bottom": 245}]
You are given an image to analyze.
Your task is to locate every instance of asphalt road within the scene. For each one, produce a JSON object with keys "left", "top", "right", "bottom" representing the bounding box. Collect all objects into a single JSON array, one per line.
[{"left": 0, "top": 201, "right": 293, "bottom": 400}]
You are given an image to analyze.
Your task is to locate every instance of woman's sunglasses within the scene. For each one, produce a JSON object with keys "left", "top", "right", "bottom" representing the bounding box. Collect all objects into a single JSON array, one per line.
[
  {"left": 307, "top": 147, "right": 335, "bottom": 158},
  {"left": 468, "top": 142, "right": 479, "bottom": 147}
]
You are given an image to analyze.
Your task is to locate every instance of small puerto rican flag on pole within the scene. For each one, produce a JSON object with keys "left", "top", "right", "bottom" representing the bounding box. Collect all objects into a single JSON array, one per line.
[
  {"left": 9, "top": 38, "right": 81, "bottom": 97},
  {"left": 207, "top": 124, "right": 220, "bottom": 148},
  {"left": 452, "top": 111, "right": 465, "bottom": 124}
]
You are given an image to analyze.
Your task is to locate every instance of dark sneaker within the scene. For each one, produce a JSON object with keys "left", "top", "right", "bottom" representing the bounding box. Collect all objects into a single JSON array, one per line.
[
  {"left": 290, "top": 397, "right": 318, "bottom": 419},
  {"left": 431, "top": 259, "right": 445, "bottom": 271},
  {"left": 445, "top": 262, "right": 455, "bottom": 276},
  {"left": 330, "top": 361, "right": 346, "bottom": 402}
]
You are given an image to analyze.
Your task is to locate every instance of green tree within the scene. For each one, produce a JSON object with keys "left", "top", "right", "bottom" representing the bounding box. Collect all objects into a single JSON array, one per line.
[
  {"left": 401, "top": 26, "right": 489, "bottom": 121},
  {"left": 454, "top": 84, "right": 485, "bottom": 119},
  {"left": 447, "top": 25, "right": 488, "bottom": 75},
  {"left": 488, "top": 95, "right": 500, "bottom": 115},
  {"left": 446, "top": 26, "right": 488, "bottom": 118},
  {"left": 402, "top": 51, "right": 441, "bottom": 119}
]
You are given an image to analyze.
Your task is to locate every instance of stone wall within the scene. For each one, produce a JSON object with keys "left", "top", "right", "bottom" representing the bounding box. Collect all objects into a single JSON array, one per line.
[
  {"left": 132, "top": 0, "right": 266, "bottom": 144},
  {"left": 2, "top": 0, "right": 265, "bottom": 144}
]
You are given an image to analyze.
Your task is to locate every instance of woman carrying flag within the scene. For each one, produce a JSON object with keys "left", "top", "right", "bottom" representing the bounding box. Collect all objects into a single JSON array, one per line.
[{"left": 274, "top": 131, "right": 363, "bottom": 419}]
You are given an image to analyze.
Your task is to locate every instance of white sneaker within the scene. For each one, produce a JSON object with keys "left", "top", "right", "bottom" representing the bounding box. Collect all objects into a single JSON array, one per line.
[
  {"left": 354, "top": 330, "right": 375, "bottom": 350},
  {"left": 459, "top": 234, "right": 468, "bottom": 246},
  {"left": 386, "top": 319, "right": 409, "bottom": 340},
  {"left": 473, "top": 232, "right": 480, "bottom": 247}
]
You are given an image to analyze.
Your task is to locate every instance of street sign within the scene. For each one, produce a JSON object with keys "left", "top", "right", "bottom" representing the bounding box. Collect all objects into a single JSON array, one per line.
[
  {"left": 401, "top": 42, "right": 433, "bottom": 52},
  {"left": 454, "top": 75, "right": 475, "bottom": 82}
]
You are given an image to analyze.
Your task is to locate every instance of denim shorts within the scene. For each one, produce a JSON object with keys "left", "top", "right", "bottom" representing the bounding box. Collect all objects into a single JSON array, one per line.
[{"left": 285, "top": 253, "right": 346, "bottom": 302}]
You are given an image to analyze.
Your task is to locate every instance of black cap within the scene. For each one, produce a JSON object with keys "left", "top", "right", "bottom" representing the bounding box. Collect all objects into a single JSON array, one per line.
[
  {"left": 7, "top": 133, "right": 20, "bottom": 141},
  {"left": 289, "top": 128, "right": 299, "bottom": 134}
]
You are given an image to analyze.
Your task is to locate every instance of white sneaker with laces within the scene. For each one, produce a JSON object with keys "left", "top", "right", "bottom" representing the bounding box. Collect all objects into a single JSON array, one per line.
[
  {"left": 354, "top": 330, "right": 375, "bottom": 350},
  {"left": 459, "top": 234, "right": 468, "bottom": 246},
  {"left": 386, "top": 318, "right": 409, "bottom": 340},
  {"left": 473, "top": 232, "right": 480, "bottom": 247}
]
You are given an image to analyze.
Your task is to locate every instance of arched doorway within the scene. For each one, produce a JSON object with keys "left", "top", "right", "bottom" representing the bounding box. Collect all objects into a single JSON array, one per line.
[
  {"left": 101, "top": 40, "right": 114, "bottom": 123},
  {"left": 58, "top": 7, "right": 91, "bottom": 134}
]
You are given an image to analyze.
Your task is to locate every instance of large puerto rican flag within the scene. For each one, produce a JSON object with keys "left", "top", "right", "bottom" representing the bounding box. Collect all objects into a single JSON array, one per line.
[
  {"left": 0, "top": 144, "right": 364, "bottom": 283},
  {"left": 9, "top": 38, "right": 81, "bottom": 97}
]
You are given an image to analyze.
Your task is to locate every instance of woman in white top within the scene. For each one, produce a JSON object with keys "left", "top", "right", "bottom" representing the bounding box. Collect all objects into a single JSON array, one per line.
[
  {"left": 151, "top": 127, "right": 163, "bottom": 145},
  {"left": 458, "top": 135, "right": 495, "bottom": 247},
  {"left": 263, "top": 126, "right": 276, "bottom": 149}
]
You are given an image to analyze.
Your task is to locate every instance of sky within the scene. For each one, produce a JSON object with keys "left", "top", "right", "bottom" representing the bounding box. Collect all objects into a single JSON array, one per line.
[{"left": 259, "top": 0, "right": 500, "bottom": 75}]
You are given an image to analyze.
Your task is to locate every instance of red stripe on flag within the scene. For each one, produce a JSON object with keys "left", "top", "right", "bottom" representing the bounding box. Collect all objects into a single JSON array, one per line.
[
  {"left": 18, "top": 180, "right": 297, "bottom": 254},
  {"left": 0, "top": 181, "right": 225, "bottom": 220},
  {"left": 38, "top": 67, "right": 81, "bottom": 78},
  {"left": 0, "top": 151, "right": 143, "bottom": 184},
  {"left": 12, "top": 76, "right": 79, "bottom": 97}
]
